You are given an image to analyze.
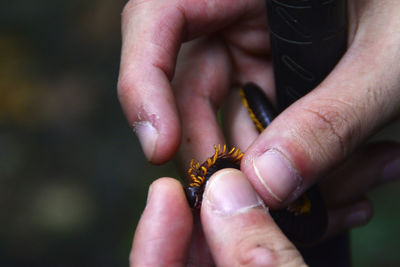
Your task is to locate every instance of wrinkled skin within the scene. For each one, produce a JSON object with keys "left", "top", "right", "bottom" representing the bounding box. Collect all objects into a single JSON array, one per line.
[{"left": 119, "top": 0, "right": 400, "bottom": 265}]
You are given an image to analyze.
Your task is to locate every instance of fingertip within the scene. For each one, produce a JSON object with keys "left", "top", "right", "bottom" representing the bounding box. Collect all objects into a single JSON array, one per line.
[
  {"left": 322, "top": 141, "right": 400, "bottom": 206},
  {"left": 202, "top": 168, "right": 265, "bottom": 216},
  {"left": 118, "top": 76, "right": 181, "bottom": 164},
  {"left": 131, "top": 114, "right": 181, "bottom": 164},
  {"left": 326, "top": 198, "right": 373, "bottom": 238},
  {"left": 148, "top": 177, "right": 190, "bottom": 209},
  {"left": 145, "top": 117, "right": 181, "bottom": 165},
  {"left": 241, "top": 148, "right": 302, "bottom": 210},
  {"left": 131, "top": 177, "right": 192, "bottom": 266},
  {"left": 381, "top": 156, "right": 400, "bottom": 183},
  {"left": 344, "top": 199, "right": 374, "bottom": 228},
  {"left": 149, "top": 176, "right": 185, "bottom": 191},
  {"left": 133, "top": 120, "right": 159, "bottom": 162},
  {"left": 118, "top": 27, "right": 182, "bottom": 164}
]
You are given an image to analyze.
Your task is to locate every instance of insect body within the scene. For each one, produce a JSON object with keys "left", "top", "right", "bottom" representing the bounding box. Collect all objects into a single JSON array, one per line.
[
  {"left": 184, "top": 83, "right": 327, "bottom": 245},
  {"left": 184, "top": 144, "right": 243, "bottom": 209}
]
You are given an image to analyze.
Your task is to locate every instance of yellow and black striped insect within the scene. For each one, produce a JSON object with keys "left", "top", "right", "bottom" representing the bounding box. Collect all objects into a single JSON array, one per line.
[{"left": 184, "top": 82, "right": 327, "bottom": 245}]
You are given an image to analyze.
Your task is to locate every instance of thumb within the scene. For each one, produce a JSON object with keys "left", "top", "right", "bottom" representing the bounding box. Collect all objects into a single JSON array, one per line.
[
  {"left": 201, "top": 169, "right": 305, "bottom": 267},
  {"left": 241, "top": 32, "right": 400, "bottom": 208}
]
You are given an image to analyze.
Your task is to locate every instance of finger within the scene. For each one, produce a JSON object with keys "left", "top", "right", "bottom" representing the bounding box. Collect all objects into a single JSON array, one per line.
[
  {"left": 172, "top": 38, "right": 231, "bottom": 173},
  {"left": 186, "top": 214, "right": 214, "bottom": 267},
  {"left": 222, "top": 87, "right": 261, "bottom": 152},
  {"left": 118, "top": 0, "right": 182, "bottom": 164},
  {"left": 130, "top": 178, "right": 192, "bottom": 267},
  {"left": 241, "top": 2, "right": 400, "bottom": 209},
  {"left": 118, "top": 0, "right": 263, "bottom": 164},
  {"left": 326, "top": 198, "right": 373, "bottom": 238},
  {"left": 222, "top": 86, "right": 276, "bottom": 153},
  {"left": 201, "top": 169, "right": 305, "bottom": 267},
  {"left": 322, "top": 141, "right": 400, "bottom": 207}
]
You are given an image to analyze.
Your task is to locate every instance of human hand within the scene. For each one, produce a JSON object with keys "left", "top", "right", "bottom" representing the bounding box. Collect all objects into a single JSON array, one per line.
[
  {"left": 118, "top": 0, "right": 400, "bottom": 234},
  {"left": 225, "top": 87, "right": 399, "bottom": 236},
  {"left": 118, "top": 0, "right": 273, "bottom": 164},
  {"left": 130, "top": 169, "right": 306, "bottom": 267}
]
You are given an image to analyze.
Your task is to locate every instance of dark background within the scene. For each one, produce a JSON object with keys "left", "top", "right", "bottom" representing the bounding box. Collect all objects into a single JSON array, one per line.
[{"left": 0, "top": 1, "right": 399, "bottom": 266}]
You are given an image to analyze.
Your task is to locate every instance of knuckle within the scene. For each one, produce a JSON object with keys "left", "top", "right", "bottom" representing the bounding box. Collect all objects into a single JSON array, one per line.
[
  {"left": 298, "top": 98, "right": 362, "bottom": 161},
  {"left": 232, "top": 227, "right": 305, "bottom": 267},
  {"left": 234, "top": 239, "right": 303, "bottom": 267},
  {"left": 117, "top": 72, "right": 134, "bottom": 99},
  {"left": 366, "top": 86, "right": 383, "bottom": 108},
  {"left": 117, "top": 71, "right": 142, "bottom": 109},
  {"left": 365, "top": 85, "right": 392, "bottom": 117},
  {"left": 234, "top": 241, "right": 275, "bottom": 267}
]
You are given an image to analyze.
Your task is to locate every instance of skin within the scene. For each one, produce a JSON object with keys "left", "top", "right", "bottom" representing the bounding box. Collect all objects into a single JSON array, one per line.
[
  {"left": 119, "top": 0, "right": 400, "bottom": 265},
  {"left": 131, "top": 170, "right": 307, "bottom": 267},
  {"left": 129, "top": 143, "right": 396, "bottom": 266}
]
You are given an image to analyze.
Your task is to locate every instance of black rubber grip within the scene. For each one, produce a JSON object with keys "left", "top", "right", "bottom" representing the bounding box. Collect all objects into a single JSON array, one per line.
[
  {"left": 265, "top": 0, "right": 347, "bottom": 111},
  {"left": 265, "top": 1, "right": 349, "bottom": 266}
]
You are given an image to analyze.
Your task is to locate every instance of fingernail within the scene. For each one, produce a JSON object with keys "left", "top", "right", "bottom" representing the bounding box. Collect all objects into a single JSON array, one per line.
[
  {"left": 133, "top": 121, "right": 158, "bottom": 161},
  {"left": 381, "top": 158, "right": 400, "bottom": 182},
  {"left": 253, "top": 149, "right": 301, "bottom": 203},
  {"left": 203, "top": 169, "right": 265, "bottom": 215}
]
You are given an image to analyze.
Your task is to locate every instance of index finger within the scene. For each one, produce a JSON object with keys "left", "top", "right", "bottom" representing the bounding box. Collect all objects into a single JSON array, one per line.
[{"left": 118, "top": 0, "right": 261, "bottom": 164}]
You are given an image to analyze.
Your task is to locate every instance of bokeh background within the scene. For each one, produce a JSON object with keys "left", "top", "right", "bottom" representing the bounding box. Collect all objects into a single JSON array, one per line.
[{"left": 1, "top": 1, "right": 399, "bottom": 266}]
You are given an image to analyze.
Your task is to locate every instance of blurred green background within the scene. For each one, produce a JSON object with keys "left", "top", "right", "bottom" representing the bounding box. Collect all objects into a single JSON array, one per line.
[{"left": 0, "top": 1, "right": 399, "bottom": 266}]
